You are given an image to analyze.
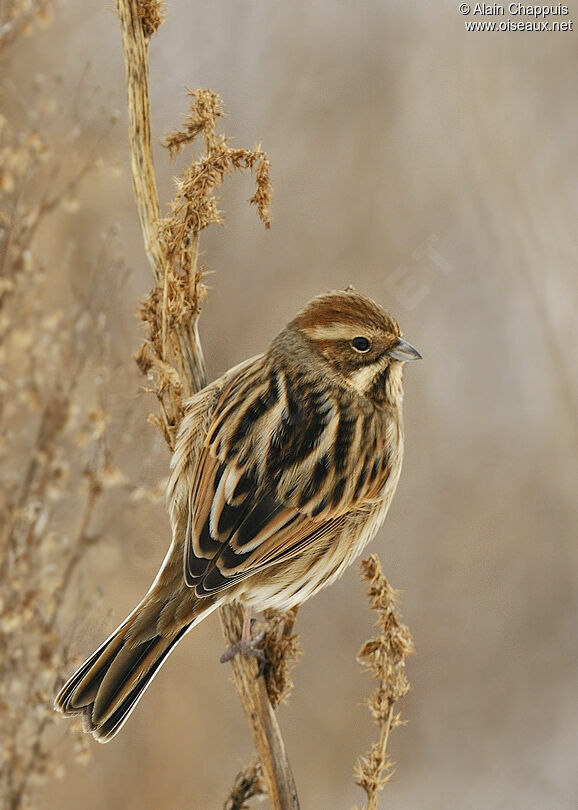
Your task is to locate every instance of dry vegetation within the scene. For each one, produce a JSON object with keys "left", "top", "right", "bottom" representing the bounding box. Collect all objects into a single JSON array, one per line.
[
  {"left": 0, "top": 4, "right": 153, "bottom": 808},
  {"left": 0, "top": 7, "right": 127, "bottom": 808},
  {"left": 3, "top": 0, "right": 576, "bottom": 807},
  {"left": 354, "top": 555, "right": 414, "bottom": 810},
  {"left": 0, "top": 3, "right": 415, "bottom": 808},
  {"left": 135, "top": 86, "right": 272, "bottom": 449},
  {"left": 19, "top": 2, "right": 578, "bottom": 810},
  {"left": 20, "top": 3, "right": 573, "bottom": 808}
]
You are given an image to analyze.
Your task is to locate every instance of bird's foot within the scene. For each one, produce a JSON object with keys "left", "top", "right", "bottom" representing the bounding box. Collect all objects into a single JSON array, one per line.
[
  {"left": 220, "top": 620, "right": 267, "bottom": 675},
  {"left": 220, "top": 628, "right": 266, "bottom": 665}
]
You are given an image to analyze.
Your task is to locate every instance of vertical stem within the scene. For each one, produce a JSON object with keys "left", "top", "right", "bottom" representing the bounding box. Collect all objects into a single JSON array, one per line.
[
  {"left": 115, "top": 2, "right": 299, "bottom": 806},
  {"left": 366, "top": 703, "right": 394, "bottom": 810},
  {"left": 116, "top": 0, "right": 164, "bottom": 283},
  {"left": 219, "top": 605, "right": 301, "bottom": 810}
]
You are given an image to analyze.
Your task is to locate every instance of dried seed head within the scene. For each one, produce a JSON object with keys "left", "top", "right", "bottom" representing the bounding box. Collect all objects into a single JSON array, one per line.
[
  {"left": 262, "top": 607, "right": 301, "bottom": 707},
  {"left": 354, "top": 554, "right": 414, "bottom": 806},
  {"left": 139, "top": 0, "right": 165, "bottom": 37}
]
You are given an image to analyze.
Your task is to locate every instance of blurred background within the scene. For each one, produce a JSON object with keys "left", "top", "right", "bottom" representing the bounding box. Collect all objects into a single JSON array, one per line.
[{"left": 1, "top": 1, "right": 576, "bottom": 808}]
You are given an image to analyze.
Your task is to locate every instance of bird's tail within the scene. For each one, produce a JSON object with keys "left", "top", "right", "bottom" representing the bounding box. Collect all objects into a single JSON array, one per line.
[{"left": 54, "top": 595, "right": 217, "bottom": 743}]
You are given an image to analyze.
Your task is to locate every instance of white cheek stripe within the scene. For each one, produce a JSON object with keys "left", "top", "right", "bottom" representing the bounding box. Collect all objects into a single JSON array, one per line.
[{"left": 348, "top": 361, "right": 385, "bottom": 391}]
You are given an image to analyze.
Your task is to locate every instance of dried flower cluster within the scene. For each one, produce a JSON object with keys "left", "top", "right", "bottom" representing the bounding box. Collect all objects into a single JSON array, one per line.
[
  {"left": 353, "top": 554, "right": 414, "bottom": 810},
  {"left": 162, "top": 88, "right": 272, "bottom": 231},
  {"left": 136, "top": 88, "right": 272, "bottom": 449},
  {"left": 137, "top": 0, "right": 165, "bottom": 38},
  {"left": 261, "top": 607, "right": 301, "bottom": 708},
  {"left": 223, "top": 761, "right": 265, "bottom": 810}
]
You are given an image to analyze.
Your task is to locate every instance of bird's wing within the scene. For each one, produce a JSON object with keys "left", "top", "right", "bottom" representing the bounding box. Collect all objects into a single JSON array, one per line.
[
  {"left": 167, "top": 354, "right": 264, "bottom": 540},
  {"left": 182, "top": 356, "right": 393, "bottom": 597}
]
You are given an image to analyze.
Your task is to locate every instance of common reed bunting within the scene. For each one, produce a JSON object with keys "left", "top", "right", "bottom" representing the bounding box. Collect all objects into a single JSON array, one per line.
[{"left": 55, "top": 289, "right": 421, "bottom": 741}]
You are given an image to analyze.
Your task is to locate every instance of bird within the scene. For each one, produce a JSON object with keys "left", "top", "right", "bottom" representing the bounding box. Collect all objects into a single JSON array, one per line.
[{"left": 54, "top": 288, "right": 421, "bottom": 742}]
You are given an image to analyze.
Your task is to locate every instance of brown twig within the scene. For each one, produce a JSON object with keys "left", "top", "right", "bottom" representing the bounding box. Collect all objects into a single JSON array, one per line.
[{"left": 115, "top": 2, "right": 297, "bottom": 807}]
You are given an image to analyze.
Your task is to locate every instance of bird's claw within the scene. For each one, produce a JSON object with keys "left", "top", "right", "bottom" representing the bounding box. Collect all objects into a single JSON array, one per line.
[{"left": 220, "top": 628, "right": 267, "bottom": 675}]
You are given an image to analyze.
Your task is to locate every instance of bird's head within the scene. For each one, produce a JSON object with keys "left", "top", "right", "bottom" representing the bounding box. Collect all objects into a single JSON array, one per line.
[{"left": 288, "top": 288, "right": 421, "bottom": 402}]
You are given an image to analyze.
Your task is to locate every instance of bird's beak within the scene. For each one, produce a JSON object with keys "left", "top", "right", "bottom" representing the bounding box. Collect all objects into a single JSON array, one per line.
[{"left": 386, "top": 337, "right": 422, "bottom": 362}]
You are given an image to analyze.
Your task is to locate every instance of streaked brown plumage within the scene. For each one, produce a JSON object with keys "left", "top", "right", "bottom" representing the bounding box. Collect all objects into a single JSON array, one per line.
[{"left": 55, "top": 289, "right": 421, "bottom": 741}]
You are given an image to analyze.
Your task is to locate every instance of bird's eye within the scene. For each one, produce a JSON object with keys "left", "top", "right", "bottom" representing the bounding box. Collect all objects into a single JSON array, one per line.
[{"left": 351, "top": 336, "right": 371, "bottom": 352}]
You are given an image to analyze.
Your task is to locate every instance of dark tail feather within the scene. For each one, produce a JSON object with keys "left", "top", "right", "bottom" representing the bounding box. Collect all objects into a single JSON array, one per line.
[{"left": 54, "top": 604, "right": 206, "bottom": 743}]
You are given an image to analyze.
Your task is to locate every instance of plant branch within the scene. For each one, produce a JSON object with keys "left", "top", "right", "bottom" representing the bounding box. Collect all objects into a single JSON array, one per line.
[
  {"left": 219, "top": 605, "right": 300, "bottom": 810},
  {"left": 115, "top": 2, "right": 297, "bottom": 807},
  {"left": 116, "top": 0, "right": 163, "bottom": 283}
]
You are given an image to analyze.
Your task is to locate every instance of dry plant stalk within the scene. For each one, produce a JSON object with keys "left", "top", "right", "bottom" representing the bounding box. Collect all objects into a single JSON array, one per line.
[
  {"left": 354, "top": 555, "right": 414, "bottom": 810},
  {"left": 218, "top": 607, "right": 301, "bottom": 810},
  {"left": 116, "top": 3, "right": 298, "bottom": 809}
]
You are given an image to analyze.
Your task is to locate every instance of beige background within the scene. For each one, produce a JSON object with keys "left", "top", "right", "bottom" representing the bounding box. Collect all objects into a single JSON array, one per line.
[{"left": 10, "top": 2, "right": 576, "bottom": 808}]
